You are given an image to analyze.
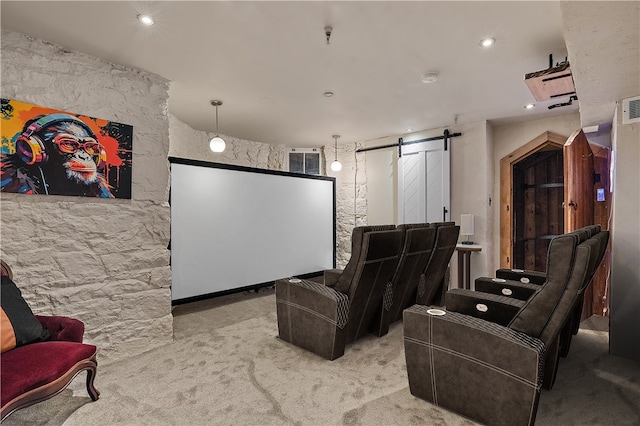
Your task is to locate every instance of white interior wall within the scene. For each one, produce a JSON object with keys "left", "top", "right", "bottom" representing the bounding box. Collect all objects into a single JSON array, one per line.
[
  {"left": 485, "top": 122, "right": 496, "bottom": 274},
  {"left": 365, "top": 143, "right": 397, "bottom": 225},
  {"left": 609, "top": 102, "right": 640, "bottom": 362},
  {"left": 449, "top": 121, "right": 493, "bottom": 287}
]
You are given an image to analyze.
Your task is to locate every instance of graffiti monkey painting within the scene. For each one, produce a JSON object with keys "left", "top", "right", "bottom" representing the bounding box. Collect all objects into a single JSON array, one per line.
[{"left": 2, "top": 113, "right": 114, "bottom": 197}]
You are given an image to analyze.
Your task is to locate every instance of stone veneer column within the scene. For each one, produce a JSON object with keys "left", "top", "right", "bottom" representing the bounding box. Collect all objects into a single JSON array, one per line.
[
  {"left": 324, "top": 142, "right": 368, "bottom": 268},
  {"left": 0, "top": 30, "right": 173, "bottom": 360}
]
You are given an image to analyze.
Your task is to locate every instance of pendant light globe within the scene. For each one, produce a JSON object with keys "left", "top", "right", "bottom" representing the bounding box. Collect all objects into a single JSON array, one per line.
[{"left": 209, "top": 137, "right": 225, "bottom": 152}]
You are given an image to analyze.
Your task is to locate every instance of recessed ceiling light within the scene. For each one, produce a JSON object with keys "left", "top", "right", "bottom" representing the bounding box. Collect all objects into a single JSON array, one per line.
[
  {"left": 422, "top": 72, "right": 439, "bottom": 84},
  {"left": 138, "top": 14, "right": 155, "bottom": 26},
  {"left": 405, "top": 128, "right": 414, "bottom": 132},
  {"left": 525, "top": 103, "right": 535, "bottom": 109},
  {"left": 323, "top": 91, "right": 334, "bottom": 97},
  {"left": 480, "top": 37, "right": 495, "bottom": 47}
]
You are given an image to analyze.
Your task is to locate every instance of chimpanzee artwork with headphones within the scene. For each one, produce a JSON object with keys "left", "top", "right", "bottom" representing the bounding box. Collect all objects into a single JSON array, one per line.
[{"left": 0, "top": 98, "right": 132, "bottom": 198}]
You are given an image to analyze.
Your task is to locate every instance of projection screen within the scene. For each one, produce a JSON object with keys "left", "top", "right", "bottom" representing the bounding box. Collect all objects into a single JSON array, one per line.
[{"left": 169, "top": 157, "right": 336, "bottom": 303}]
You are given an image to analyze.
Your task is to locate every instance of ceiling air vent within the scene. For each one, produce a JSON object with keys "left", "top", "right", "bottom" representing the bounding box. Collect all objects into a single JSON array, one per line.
[{"left": 622, "top": 96, "right": 640, "bottom": 125}]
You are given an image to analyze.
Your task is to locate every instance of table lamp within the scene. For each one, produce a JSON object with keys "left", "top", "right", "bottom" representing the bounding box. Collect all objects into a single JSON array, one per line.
[{"left": 460, "top": 214, "right": 475, "bottom": 245}]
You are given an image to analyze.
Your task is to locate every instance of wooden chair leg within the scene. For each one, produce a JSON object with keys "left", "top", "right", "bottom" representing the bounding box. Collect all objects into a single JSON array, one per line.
[{"left": 85, "top": 358, "right": 100, "bottom": 401}]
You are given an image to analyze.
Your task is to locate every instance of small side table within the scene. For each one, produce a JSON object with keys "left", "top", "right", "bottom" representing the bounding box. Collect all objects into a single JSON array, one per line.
[{"left": 456, "top": 244, "right": 482, "bottom": 290}]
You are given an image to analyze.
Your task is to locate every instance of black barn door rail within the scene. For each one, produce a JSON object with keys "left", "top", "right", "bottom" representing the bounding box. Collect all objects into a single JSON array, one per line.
[{"left": 356, "top": 129, "right": 462, "bottom": 157}]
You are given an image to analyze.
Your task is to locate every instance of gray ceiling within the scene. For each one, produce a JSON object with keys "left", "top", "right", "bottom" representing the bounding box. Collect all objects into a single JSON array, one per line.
[{"left": 1, "top": 1, "right": 638, "bottom": 148}]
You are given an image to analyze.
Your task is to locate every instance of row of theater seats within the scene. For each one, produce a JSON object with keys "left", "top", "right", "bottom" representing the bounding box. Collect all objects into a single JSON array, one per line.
[
  {"left": 275, "top": 222, "right": 460, "bottom": 360},
  {"left": 403, "top": 225, "right": 608, "bottom": 426}
]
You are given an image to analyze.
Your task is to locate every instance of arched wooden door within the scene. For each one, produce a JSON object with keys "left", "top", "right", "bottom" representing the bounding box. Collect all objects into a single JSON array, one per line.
[
  {"left": 564, "top": 129, "right": 613, "bottom": 319},
  {"left": 500, "top": 131, "right": 567, "bottom": 269},
  {"left": 564, "top": 129, "right": 594, "bottom": 233},
  {"left": 501, "top": 129, "right": 610, "bottom": 318}
]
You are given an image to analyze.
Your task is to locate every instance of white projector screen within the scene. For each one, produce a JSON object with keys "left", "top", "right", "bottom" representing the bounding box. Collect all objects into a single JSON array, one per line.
[{"left": 169, "top": 158, "right": 336, "bottom": 303}]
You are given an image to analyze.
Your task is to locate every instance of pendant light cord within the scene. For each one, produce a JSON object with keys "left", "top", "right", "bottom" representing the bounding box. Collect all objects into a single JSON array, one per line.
[{"left": 215, "top": 104, "right": 219, "bottom": 136}]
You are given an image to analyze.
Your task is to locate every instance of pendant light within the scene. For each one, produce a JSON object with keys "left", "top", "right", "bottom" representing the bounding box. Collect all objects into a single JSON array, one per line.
[
  {"left": 330, "top": 134, "right": 342, "bottom": 172},
  {"left": 209, "top": 100, "right": 226, "bottom": 153}
]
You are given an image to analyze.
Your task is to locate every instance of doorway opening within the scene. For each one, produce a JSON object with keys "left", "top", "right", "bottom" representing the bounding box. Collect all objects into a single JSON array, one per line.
[
  {"left": 500, "top": 130, "right": 613, "bottom": 318},
  {"left": 500, "top": 131, "right": 566, "bottom": 269},
  {"left": 512, "top": 147, "right": 564, "bottom": 271}
]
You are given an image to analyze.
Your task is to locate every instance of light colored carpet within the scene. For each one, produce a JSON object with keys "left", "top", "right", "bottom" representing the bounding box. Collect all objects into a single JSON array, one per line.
[
  {"left": 350, "top": 315, "right": 640, "bottom": 426},
  {"left": 5, "top": 290, "right": 640, "bottom": 425}
]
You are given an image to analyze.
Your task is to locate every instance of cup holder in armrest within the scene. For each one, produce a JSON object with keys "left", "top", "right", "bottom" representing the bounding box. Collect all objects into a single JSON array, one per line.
[{"left": 476, "top": 304, "right": 488, "bottom": 312}]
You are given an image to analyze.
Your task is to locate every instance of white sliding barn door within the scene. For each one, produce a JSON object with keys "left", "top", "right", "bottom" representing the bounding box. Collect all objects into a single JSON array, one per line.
[{"left": 398, "top": 138, "right": 450, "bottom": 224}]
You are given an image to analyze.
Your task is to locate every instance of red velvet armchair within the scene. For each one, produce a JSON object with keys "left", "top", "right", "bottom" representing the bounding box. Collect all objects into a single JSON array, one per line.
[{"left": 0, "top": 261, "right": 99, "bottom": 421}]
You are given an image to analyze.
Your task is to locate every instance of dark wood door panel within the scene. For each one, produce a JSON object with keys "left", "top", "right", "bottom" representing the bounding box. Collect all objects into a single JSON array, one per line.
[
  {"left": 564, "top": 129, "right": 594, "bottom": 233},
  {"left": 513, "top": 148, "right": 563, "bottom": 271}
]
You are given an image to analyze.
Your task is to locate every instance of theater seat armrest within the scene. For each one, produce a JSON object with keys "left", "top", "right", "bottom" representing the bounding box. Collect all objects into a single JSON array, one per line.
[
  {"left": 275, "top": 278, "right": 348, "bottom": 328},
  {"left": 275, "top": 277, "right": 350, "bottom": 360},
  {"left": 323, "top": 269, "right": 343, "bottom": 288},
  {"left": 495, "top": 268, "right": 547, "bottom": 284},
  {"left": 474, "top": 277, "right": 540, "bottom": 300},
  {"left": 445, "top": 289, "right": 525, "bottom": 326},
  {"left": 36, "top": 315, "right": 85, "bottom": 343}
]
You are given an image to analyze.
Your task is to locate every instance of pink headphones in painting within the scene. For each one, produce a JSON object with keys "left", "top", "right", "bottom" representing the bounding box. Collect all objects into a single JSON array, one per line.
[{"left": 15, "top": 113, "right": 107, "bottom": 166}]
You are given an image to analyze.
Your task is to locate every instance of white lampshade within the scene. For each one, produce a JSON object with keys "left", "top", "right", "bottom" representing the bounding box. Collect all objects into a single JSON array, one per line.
[
  {"left": 209, "top": 136, "right": 226, "bottom": 153},
  {"left": 460, "top": 214, "right": 475, "bottom": 236},
  {"left": 330, "top": 160, "right": 342, "bottom": 172}
]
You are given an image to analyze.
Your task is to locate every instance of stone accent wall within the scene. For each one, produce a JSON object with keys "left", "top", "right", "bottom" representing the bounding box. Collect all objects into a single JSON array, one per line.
[
  {"left": 0, "top": 30, "right": 173, "bottom": 360},
  {"left": 168, "top": 115, "right": 285, "bottom": 169},
  {"left": 324, "top": 142, "right": 368, "bottom": 268}
]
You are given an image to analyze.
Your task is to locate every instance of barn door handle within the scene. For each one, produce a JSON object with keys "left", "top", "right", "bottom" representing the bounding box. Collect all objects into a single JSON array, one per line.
[{"left": 568, "top": 201, "right": 578, "bottom": 210}]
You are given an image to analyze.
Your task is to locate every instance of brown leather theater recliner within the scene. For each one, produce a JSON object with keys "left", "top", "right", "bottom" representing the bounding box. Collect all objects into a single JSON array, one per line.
[
  {"left": 403, "top": 232, "right": 586, "bottom": 426},
  {"left": 319, "top": 225, "right": 396, "bottom": 289},
  {"left": 478, "top": 226, "right": 609, "bottom": 360},
  {"left": 377, "top": 224, "right": 436, "bottom": 332},
  {"left": 415, "top": 223, "right": 459, "bottom": 307},
  {"left": 472, "top": 232, "right": 605, "bottom": 391},
  {"left": 275, "top": 226, "right": 403, "bottom": 360},
  {"left": 377, "top": 222, "right": 459, "bottom": 335},
  {"left": 474, "top": 226, "right": 595, "bottom": 300},
  {"left": 562, "top": 229, "right": 609, "bottom": 351}
]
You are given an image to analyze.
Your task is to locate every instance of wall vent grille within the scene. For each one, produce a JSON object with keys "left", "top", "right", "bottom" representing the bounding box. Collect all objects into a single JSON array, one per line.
[{"left": 622, "top": 96, "right": 640, "bottom": 125}]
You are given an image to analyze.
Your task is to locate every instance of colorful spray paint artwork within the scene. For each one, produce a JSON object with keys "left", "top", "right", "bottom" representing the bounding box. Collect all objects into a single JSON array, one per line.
[{"left": 0, "top": 98, "right": 133, "bottom": 199}]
